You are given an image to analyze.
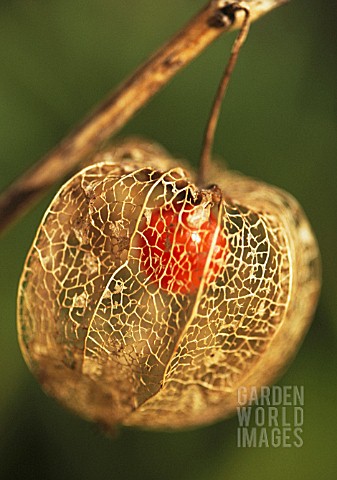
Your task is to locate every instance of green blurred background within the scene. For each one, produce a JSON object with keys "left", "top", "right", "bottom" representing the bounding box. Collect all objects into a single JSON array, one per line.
[{"left": 0, "top": 0, "right": 336, "bottom": 479}]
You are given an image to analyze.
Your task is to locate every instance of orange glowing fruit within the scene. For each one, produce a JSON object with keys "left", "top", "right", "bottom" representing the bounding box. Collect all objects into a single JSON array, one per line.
[{"left": 138, "top": 203, "right": 228, "bottom": 294}]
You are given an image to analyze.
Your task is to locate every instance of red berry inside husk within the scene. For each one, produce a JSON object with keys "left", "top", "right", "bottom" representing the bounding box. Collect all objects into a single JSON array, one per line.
[{"left": 138, "top": 202, "right": 228, "bottom": 295}]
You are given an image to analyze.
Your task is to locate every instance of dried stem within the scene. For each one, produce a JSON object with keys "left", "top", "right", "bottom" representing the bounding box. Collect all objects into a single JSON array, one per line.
[
  {"left": 0, "top": 0, "right": 287, "bottom": 235},
  {"left": 198, "top": 3, "right": 251, "bottom": 187}
]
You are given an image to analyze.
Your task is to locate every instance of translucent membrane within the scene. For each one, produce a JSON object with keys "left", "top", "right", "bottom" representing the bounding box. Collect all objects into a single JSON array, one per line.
[{"left": 17, "top": 141, "right": 320, "bottom": 430}]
